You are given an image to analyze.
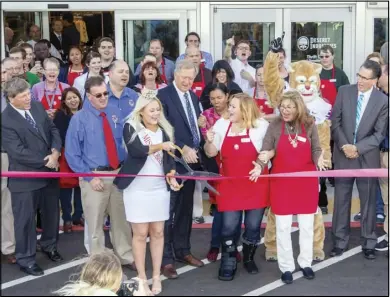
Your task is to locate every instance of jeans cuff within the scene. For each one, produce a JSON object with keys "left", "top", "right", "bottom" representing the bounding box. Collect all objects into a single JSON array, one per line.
[{"left": 242, "top": 236, "right": 261, "bottom": 246}]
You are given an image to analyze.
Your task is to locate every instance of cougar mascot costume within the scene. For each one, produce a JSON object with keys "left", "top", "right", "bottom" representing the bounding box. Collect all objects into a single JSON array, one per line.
[{"left": 263, "top": 35, "right": 329, "bottom": 262}]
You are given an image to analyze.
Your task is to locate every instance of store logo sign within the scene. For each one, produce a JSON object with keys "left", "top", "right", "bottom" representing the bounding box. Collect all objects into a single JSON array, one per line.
[{"left": 297, "top": 36, "right": 310, "bottom": 51}]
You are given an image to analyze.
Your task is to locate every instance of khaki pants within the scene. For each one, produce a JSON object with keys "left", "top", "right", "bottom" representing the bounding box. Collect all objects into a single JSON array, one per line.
[
  {"left": 80, "top": 171, "right": 133, "bottom": 264},
  {"left": 379, "top": 152, "right": 389, "bottom": 239},
  {"left": 1, "top": 152, "right": 15, "bottom": 255},
  {"left": 192, "top": 181, "right": 204, "bottom": 218}
]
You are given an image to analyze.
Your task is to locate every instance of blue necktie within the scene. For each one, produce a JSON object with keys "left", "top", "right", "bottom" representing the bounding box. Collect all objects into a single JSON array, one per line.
[
  {"left": 184, "top": 93, "right": 200, "bottom": 148},
  {"left": 25, "top": 112, "right": 38, "bottom": 132},
  {"left": 354, "top": 94, "right": 364, "bottom": 144}
]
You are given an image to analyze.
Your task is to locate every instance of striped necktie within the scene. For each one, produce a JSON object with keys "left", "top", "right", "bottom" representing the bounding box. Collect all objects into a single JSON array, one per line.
[
  {"left": 184, "top": 93, "right": 200, "bottom": 148},
  {"left": 354, "top": 93, "right": 365, "bottom": 144}
]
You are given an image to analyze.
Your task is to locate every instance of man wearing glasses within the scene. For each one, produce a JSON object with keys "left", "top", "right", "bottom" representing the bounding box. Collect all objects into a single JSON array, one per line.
[
  {"left": 65, "top": 76, "right": 136, "bottom": 270},
  {"left": 224, "top": 38, "right": 256, "bottom": 95},
  {"left": 331, "top": 60, "right": 388, "bottom": 260}
]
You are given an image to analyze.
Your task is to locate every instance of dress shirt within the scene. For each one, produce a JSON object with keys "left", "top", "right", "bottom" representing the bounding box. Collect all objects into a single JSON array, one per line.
[
  {"left": 1, "top": 93, "right": 7, "bottom": 113},
  {"left": 172, "top": 81, "right": 200, "bottom": 140},
  {"left": 73, "top": 72, "right": 109, "bottom": 101},
  {"left": 230, "top": 58, "right": 256, "bottom": 95},
  {"left": 356, "top": 86, "right": 373, "bottom": 128},
  {"left": 135, "top": 57, "right": 175, "bottom": 84},
  {"left": 176, "top": 51, "right": 214, "bottom": 70},
  {"left": 107, "top": 84, "right": 140, "bottom": 120},
  {"left": 65, "top": 101, "right": 125, "bottom": 182},
  {"left": 9, "top": 103, "right": 35, "bottom": 122}
]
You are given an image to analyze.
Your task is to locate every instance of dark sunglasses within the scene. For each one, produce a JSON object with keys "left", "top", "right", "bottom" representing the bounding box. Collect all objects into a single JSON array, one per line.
[
  {"left": 90, "top": 91, "right": 109, "bottom": 99},
  {"left": 320, "top": 55, "right": 330, "bottom": 59}
]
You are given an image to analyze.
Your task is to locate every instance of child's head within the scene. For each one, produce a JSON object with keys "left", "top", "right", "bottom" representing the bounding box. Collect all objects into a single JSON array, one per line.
[
  {"left": 80, "top": 251, "right": 123, "bottom": 292},
  {"left": 55, "top": 251, "right": 123, "bottom": 296}
]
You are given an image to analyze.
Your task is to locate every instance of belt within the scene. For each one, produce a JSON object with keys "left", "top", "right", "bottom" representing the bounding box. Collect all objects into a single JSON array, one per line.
[{"left": 91, "top": 162, "right": 123, "bottom": 172}]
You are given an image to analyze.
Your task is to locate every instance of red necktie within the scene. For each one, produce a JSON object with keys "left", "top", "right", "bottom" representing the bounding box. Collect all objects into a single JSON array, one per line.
[{"left": 100, "top": 112, "right": 120, "bottom": 169}]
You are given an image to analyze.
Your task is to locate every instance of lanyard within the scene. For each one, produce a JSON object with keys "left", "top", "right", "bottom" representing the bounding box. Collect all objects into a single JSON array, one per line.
[{"left": 44, "top": 81, "right": 59, "bottom": 109}]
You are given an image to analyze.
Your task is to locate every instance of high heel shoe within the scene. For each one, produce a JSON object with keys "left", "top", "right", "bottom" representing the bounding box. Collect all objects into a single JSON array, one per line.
[
  {"left": 132, "top": 277, "right": 154, "bottom": 296},
  {"left": 152, "top": 275, "right": 162, "bottom": 295}
]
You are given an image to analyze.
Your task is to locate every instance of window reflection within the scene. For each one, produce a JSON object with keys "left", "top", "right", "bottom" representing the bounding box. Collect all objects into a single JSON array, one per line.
[
  {"left": 222, "top": 22, "right": 275, "bottom": 68},
  {"left": 123, "top": 20, "right": 179, "bottom": 71},
  {"left": 374, "top": 18, "right": 388, "bottom": 52},
  {"left": 291, "top": 22, "right": 344, "bottom": 68},
  {"left": 4, "top": 12, "right": 42, "bottom": 47}
]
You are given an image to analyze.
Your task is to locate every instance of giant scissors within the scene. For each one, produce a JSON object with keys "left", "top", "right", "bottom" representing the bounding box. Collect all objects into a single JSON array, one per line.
[{"left": 167, "top": 145, "right": 221, "bottom": 195}]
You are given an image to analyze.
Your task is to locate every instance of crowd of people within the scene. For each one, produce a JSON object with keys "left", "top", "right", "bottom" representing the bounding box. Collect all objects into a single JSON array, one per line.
[{"left": 1, "top": 27, "right": 388, "bottom": 296}]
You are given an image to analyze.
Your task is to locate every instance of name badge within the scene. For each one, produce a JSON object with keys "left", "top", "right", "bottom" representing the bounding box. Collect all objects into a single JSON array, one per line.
[
  {"left": 194, "top": 87, "right": 203, "bottom": 91},
  {"left": 330, "top": 79, "right": 337, "bottom": 82},
  {"left": 241, "top": 138, "right": 251, "bottom": 143},
  {"left": 297, "top": 136, "right": 307, "bottom": 143}
]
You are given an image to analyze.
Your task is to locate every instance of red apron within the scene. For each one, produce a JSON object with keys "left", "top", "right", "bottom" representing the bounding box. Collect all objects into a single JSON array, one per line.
[
  {"left": 217, "top": 122, "right": 269, "bottom": 211},
  {"left": 160, "top": 58, "right": 168, "bottom": 84},
  {"left": 270, "top": 123, "right": 318, "bottom": 215},
  {"left": 253, "top": 86, "right": 274, "bottom": 115},
  {"left": 320, "top": 65, "right": 337, "bottom": 107},
  {"left": 67, "top": 65, "right": 84, "bottom": 86},
  {"left": 191, "top": 65, "right": 205, "bottom": 98},
  {"left": 58, "top": 147, "right": 79, "bottom": 188},
  {"left": 41, "top": 82, "right": 63, "bottom": 111}
]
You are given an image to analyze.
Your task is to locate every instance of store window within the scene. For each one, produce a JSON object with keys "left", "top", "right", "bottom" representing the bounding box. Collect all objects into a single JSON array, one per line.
[
  {"left": 4, "top": 12, "right": 42, "bottom": 47},
  {"left": 291, "top": 22, "right": 344, "bottom": 68},
  {"left": 123, "top": 20, "right": 179, "bottom": 71},
  {"left": 222, "top": 22, "right": 275, "bottom": 68},
  {"left": 374, "top": 18, "right": 388, "bottom": 52}
]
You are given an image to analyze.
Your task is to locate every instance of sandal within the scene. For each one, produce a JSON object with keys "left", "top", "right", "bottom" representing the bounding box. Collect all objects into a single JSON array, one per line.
[
  {"left": 152, "top": 275, "right": 162, "bottom": 295},
  {"left": 132, "top": 277, "right": 154, "bottom": 296}
]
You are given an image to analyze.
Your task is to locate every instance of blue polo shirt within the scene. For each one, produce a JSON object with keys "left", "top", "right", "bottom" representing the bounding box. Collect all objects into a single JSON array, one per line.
[{"left": 107, "top": 84, "right": 139, "bottom": 120}]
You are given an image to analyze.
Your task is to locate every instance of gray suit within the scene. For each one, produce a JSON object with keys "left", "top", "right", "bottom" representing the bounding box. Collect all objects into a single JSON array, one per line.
[
  {"left": 1, "top": 101, "right": 62, "bottom": 267},
  {"left": 331, "top": 84, "right": 388, "bottom": 250}
]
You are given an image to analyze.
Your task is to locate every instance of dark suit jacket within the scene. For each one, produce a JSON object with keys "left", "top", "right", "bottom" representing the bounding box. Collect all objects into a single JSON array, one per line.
[
  {"left": 1, "top": 101, "right": 62, "bottom": 192},
  {"left": 113, "top": 123, "right": 175, "bottom": 190},
  {"left": 157, "top": 83, "right": 206, "bottom": 173},
  {"left": 331, "top": 84, "right": 388, "bottom": 169},
  {"left": 63, "top": 24, "right": 81, "bottom": 56},
  {"left": 50, "top": 31, "right": 63, "bottom": 53}
]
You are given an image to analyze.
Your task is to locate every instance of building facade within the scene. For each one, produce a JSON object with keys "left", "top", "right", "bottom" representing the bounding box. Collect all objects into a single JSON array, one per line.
[{"left": 2, "top": 1, "right": 388, "bottom": 83}]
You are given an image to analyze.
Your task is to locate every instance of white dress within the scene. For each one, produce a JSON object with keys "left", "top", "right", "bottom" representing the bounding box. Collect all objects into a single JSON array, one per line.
[{"left": 123, "top": 128, "right": 170, "bottom": 223}]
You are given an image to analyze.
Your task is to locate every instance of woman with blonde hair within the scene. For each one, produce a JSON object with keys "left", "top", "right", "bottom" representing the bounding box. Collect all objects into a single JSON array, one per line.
[
  {"left": 113, "top": 89, "right": 181, "bottom": 296},
  {"left": 54, "top": 251, "right": 123, "bottom": 296},
  {"left": 204, "top": 92, "right": 270, "bottom": 281},
  {"left": 258, "top": 90, "right": 328, "bottom": 284}
]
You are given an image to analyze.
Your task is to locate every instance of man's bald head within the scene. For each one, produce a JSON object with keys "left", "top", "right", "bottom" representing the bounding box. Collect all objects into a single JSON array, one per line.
[
  {"left": 108, "top": 59, "right": 130, "bottom": 89},
  {"left": 4, "top": 27, "right": 14, "bottom": 45},
  {"left": 185, "top": 46, "right": 201, "bottom": 67}
]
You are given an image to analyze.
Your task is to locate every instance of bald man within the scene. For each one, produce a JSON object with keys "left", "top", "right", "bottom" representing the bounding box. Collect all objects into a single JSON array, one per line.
[
  {"left": 185, "top": 46, "right": 212, "bottom": 99},
  {"left": 4, "top": 27, "right": 14, "bottom": 57},
  {"left": 107, "top": 59, "right": 140, "bottom": 119}
]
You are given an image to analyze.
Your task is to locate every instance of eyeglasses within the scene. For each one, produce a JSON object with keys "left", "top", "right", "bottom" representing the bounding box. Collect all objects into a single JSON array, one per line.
[
  {"left": 237, "top": 47, "right": 250, "bottom": 51},
  {"left": 90, "top": 91, "right": 109, "bottom": 99},
  {"left": 320, "top": 55, "right": 330, "bottom": 59},
  {"left": 6, "top": 67, "right": 21, "bottom": 72},
  {"left": 356, "top": 73, "right": 375, "bottom": 81},
  {"left": 279, "top": 106, "right": 296, "bottom": 112}
]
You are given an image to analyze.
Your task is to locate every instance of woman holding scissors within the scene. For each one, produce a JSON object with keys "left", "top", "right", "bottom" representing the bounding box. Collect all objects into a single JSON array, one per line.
[
  {"left": 204, "top": 92, "right": 270, "bottom": 281},
  {"left": 113, "top": 89, "right": 180, "bottom": 296},
  {"left": 31, "top": 57, "right": 70, "bottom": 119}
]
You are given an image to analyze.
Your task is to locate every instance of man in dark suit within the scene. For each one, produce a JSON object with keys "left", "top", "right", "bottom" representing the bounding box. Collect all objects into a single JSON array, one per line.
[
  {"left": 331, "top": 60, "right": 388, "bottom": 260},
  {"left": 158, "top": 60, "right": 205, "bottom": 278},
  {"left": 50, "top": 19, "right": 66, "bottom": 61},
  {"left": 1, "top": 77, "right": 63, "bottom": 276},
  {"left": 62, "top": 12, "right": 80, "bottom": 58}
]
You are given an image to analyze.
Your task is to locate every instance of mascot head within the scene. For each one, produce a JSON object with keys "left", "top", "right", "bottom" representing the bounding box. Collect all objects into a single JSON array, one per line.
[{"left": 289, "top": 61, "right": 322, "bottom": 103}]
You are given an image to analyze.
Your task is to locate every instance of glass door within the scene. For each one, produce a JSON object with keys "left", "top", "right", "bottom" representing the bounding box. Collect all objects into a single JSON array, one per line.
[
  {"left": 213, "top": 8, "right": 283, "bottom": 68},
  {"left": 284, "top": 7, "right": 354, "bottom": 80},
  {"left": 115, "top": 11, "right": 187, "bottom": 72}
]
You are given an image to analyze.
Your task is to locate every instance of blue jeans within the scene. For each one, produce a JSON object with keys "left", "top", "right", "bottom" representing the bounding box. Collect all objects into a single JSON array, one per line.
[
  {"left": 59, "top": 187, "right": 83, "bottom": 222},
  {"left": 210, "top": 207, "right": 241, "bottom": 248},
  {"left": 376, "top": 183, "right": 384, "bottom": 215},
  {"left": 221, "top": 208, "right": 265, "bottom": 245}
]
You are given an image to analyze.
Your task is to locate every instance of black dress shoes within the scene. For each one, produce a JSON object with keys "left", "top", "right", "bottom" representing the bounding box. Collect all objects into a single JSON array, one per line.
[
  {"left": 45, "top": 250, "right": 64, "bottom": 262},
  {"left": 281, "top": 271, "right": 293, "bottom": 284},
  {"left": 329, "top": 247, "right": 344, "bottom": 257},
  {"left": 300, "top": 267, "right": 315, "bottom": 280},
  {"left": 20, "top": 264, "right": 44, "bottom": 276},
  {"left": 363, "top": 249, "right": 376, "bottom": 260}
]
